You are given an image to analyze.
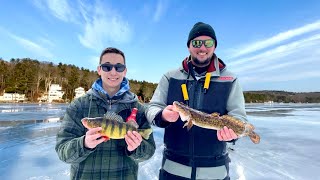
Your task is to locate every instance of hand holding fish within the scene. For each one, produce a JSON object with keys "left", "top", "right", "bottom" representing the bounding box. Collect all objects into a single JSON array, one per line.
[
  {"left": 162, "top": 105, "right": 180, "bottom": 122},
  {"left": 81, "top": 113, "right": 152, "bottom": 142},
  {"left": 172, "top": 101, "right": 260, "bottom": 144},
  {"left": 125, "top": 131, "right": 142, "bottom": 152},
  {"left": 84, "top": 127, "right": 109, "bottom": 149},
  {"left": 217, "top": 126, "right": 238, "bottom": 141}
]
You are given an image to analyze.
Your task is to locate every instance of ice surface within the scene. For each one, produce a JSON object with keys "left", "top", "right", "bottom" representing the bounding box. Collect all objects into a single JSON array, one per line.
[{"left": 0, "top": 103, "right": 319, "bottom": 179}]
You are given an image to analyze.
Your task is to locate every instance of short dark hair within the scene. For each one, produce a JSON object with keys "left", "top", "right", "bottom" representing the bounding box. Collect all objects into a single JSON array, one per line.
[{"left": 99, "top": 47, "right": 126, "bottom": 64}]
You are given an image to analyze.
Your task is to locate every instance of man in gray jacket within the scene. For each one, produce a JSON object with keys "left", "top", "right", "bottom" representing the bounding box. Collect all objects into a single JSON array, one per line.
[
  {"left": 56, "top": 47, "right": 155, "bottom": 180},
  {"left": 146, "top": 22, "right": 247, "bottom": 180}
]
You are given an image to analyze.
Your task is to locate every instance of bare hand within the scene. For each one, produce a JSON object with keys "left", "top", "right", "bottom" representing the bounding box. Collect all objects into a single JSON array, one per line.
[
  {"left": 83, "top": 127, "right": 108, "bottom": 149},
  {"left": 162, "top": 105, "right": 179, "bottom": 122},
  {"left": 125, "top": 131, "right": 142, "bottom": 152},
  {"left": 217, "top": 126, "right": 238, "bottom": 141}
]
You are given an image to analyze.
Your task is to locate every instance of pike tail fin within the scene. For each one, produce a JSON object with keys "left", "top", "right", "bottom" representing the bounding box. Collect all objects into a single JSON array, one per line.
[{"left": 249, "top": 131, "right": 260, "bottom": 144}]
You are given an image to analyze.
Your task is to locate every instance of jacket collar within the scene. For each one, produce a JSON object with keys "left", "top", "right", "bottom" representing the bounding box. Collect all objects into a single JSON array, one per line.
[
  {"left": 182, "top": 54, "right": 225, "bottom": 73},
  {"left": 181, "top": 54, "right": 226, "bottom": 78}
]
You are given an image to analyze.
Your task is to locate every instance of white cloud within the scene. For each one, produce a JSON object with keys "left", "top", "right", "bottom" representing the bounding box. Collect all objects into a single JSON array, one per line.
[
  {"left": 78, "top": 2, "right": 132, "bottom": 51},
  {"left": 47, "top": 0, "right": 73, "bottom": 22},
  {"left": 9, "top": 34, "right": 53, "bottom": 59},
  {"left": 242, "top": 70, "right": 320, "bottom": 83},
  {"left": 78, "top": 0, "right": 92, "bottom": 23},
  {"left": 229, "top": 33, "right": 320, "bottom": 74},
  {"left": 32, "top": 1, "right": 132, "bottom": 51},
  {"left": 153, "top": 0, "right": 168, "bottom": 22},
  {"left": 38, "top": 37, "right": 55, "bottom": 48},
  {"left": 32, "top": 0, "right": 79, "bottom": 23},
  {"left": 225, "top": 27, "right": 320, "bottom": 88},
  {"left": 32, "top": 0, "right": 46, "bottom": 10},
  {"left": 227, "top": 20, "right": 320, "bottom": 59},
  {"left": 246, "top": 57, "right": 317, "bottom": 75}
]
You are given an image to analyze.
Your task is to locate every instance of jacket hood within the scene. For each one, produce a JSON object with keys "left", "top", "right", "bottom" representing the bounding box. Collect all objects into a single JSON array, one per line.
[{"left": 88, "top": 77, "right": 137, "bottom": 104}]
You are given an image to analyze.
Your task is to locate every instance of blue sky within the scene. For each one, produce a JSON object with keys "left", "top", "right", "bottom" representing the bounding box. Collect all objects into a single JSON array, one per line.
[{"left": 1, "top": 0, "right": 320, "bottom": 92}]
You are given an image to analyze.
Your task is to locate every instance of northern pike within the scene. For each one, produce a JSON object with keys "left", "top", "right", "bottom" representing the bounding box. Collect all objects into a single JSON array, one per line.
[
  {"left": 173, "top": 101, "right": 260, "bottom": 144},
  {"left": 81, "top": 112, "right": 152, "bottom": 140}
]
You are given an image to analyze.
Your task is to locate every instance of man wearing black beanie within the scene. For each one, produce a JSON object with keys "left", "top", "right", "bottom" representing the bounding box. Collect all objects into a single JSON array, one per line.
[
  {"left": 187, "top": 22, "right": 217, "bottom": 48},
  {"left": 147, "top": 22, "right": 248, "bottom": 180}
]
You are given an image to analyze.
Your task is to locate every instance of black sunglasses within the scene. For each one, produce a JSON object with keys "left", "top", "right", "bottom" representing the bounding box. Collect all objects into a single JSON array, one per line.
[
  {"left": 100, "top": 63, "right": 126, "bottom": 72},
  {"left": 191, "top": 39, "right": 215, "bottom": 48}
]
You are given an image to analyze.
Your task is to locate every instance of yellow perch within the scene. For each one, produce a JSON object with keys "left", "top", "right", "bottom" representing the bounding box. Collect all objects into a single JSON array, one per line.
[{"left": 81, "top": 112, "right": 152, "bottom": 140}]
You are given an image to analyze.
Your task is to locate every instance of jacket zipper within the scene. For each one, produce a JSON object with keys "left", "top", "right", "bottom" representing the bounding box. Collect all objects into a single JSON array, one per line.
[{"left": 108, "top": 100, "right": 112, "bottom": 110}]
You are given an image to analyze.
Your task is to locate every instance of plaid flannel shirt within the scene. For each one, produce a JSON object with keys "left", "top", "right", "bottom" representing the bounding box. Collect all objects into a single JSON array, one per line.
[{"left": 55, "top": 90, "right": 156, "bottom": 180}]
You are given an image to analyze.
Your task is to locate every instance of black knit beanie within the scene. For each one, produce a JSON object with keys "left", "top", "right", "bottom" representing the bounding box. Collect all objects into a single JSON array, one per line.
[{"left": 187, "top": 22, "right": 217, "bottom": 48}]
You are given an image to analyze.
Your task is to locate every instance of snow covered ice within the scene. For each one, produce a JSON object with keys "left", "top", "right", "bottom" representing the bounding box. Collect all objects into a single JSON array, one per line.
[{"left": 0, "top": 103, "right": 319, "bottom": 180}]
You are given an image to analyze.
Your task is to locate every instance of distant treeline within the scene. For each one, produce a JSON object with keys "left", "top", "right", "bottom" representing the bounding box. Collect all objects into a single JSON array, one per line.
[
  {"left": 0, "top": 58, "right": 156, "bottom": 102},
  {"left": 1, "top": 58, "right": 319, "bottom": 103},
  {"left": 244, "top": 91, "right": 320, "bottom": 103}
]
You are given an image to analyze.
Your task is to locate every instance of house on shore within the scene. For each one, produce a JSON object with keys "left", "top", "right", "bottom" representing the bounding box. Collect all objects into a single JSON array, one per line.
[
  {"left": 1, "top": 85, "right": 86, "bottom": 103},
  {"left": 48, "top": 84, "right": 64, "bottom": 103},
  {"left": 39, "top": 84, "right": 65, "bottom": 103},
  {"left": 0, "top": 92, "right": 27, "bottom": 102}
]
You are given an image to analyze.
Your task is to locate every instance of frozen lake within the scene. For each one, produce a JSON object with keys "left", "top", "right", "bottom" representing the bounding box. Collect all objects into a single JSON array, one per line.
[{"left": 0, "top": 103, "right": 319, "bottom": 180}]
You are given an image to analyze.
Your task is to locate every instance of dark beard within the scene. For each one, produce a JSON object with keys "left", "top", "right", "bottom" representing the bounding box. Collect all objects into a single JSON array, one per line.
[{"left": 191, "top": 56, "right": 211, "bottom": 67}]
